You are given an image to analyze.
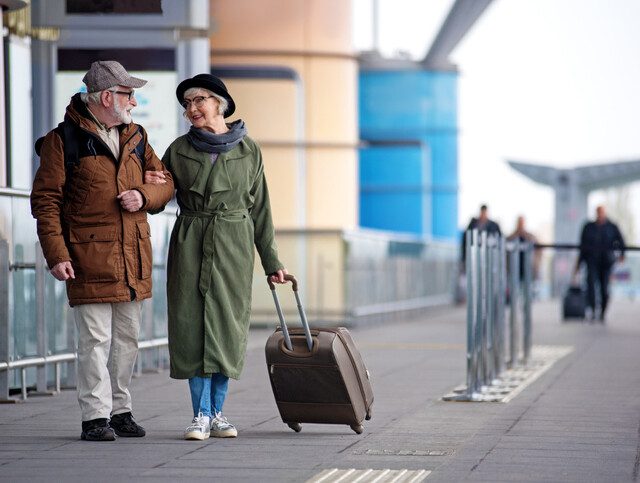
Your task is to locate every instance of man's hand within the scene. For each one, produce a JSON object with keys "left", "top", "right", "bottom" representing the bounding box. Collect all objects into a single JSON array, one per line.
[
  {"left": 145, "top": 170, "right": 167, "bottom": 185},
  {"left": 117, "top": 190, "right": 144, "bottom": 212},
  {"left": 269, "top": 268, "right": 288, "bottom": 284},
  {"left": 51, "top": 261, "right": 75, "bottom": 281}
]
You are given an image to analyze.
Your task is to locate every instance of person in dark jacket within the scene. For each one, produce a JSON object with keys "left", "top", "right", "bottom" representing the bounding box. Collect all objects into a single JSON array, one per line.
[
  {"left": 31, "top": 60, "right": 174, "bottom": 441},
  {"left": 460, "top": 204, "right": 502, "bottom": 269},
  {"left": 573, "top": 206, "right": 625, "bottom": 321}
]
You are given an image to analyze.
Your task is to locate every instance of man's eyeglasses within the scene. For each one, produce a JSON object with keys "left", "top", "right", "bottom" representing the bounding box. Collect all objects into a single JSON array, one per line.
[
  {"left": 181, "top": 95, "right": 215, "bottom": 110},
  {"left": 110, "top": 90, "right": 135, "bottom": 101}
]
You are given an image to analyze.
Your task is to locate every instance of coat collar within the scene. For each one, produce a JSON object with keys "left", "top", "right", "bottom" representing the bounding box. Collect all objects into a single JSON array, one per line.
[
  {"left": 175, "top": 136, "right": 254, "bottom": 196},
  {"left": 65, "top": 93, "right": 140, "bottom": 157}
]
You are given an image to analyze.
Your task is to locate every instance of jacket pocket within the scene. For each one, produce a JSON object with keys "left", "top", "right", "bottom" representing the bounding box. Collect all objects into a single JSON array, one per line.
[
  {"left": 69, "top": 225, "right": 119, "bottom": 282},
  {"left": 137, "top": 221, "right": 152, "bottom": 280},
  {"left": 66, "top": 158, "right": 98, "bottom": 215}
]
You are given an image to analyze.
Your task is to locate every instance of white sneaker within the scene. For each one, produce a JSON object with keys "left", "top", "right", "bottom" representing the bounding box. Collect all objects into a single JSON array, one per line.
[
  {"left": 210, "top": 412, "right": 237, "bottom": 438},
  {"left": 184, "top": 412, "right": 210, "bottom": 440}
]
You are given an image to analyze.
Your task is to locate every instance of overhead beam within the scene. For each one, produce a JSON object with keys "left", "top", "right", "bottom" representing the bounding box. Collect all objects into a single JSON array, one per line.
[{"left": 422, "top": 0, "right": 494, "bottom": 70}]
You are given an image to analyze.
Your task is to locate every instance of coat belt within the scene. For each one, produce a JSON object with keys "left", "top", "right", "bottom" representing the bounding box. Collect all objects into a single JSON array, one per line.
[{"left": 179, "top": 206, "right": 249, "bottom": 296}]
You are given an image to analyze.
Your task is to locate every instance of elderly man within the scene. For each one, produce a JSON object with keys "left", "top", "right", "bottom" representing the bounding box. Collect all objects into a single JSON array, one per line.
[
  {"left": 574, "top": 206, "right": 625, "bottom": 322},
  {"left": 31, "top": 61, "right": 174, "bottom": 441}
]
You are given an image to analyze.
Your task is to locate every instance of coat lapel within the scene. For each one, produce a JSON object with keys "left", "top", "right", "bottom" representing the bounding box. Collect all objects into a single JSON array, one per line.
[
  {"left": 207, "top": 139, "right": 254, "bottom": 194},
  {"left": 210, "top": 153, "right": 232, "bottom": 194},
  {"left": 175, "top": 137, "right": 255, "bottom": 197},
  {"left": 176, "top": 141, "right": 212, "bottom": 197}
]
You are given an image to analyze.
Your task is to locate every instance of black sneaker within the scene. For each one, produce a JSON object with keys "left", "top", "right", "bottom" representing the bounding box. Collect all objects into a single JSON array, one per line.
[
  {"left": 81, "top": 418, "right": 116, "bottom": 441},
  {"left": 109, "top": 412, "right": 146, "bottom": 437}
]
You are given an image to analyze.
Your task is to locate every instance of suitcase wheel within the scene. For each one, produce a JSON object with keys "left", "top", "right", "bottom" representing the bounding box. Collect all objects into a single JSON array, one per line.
[
  {"left": 287, "top": 423, "right": 302, "bottom": 433},
  {"left": 365, "top": 408, "right": 372, "bottom": 421},
  {"left": 350, "top": 424, "right": 364, "bottom": 435}
]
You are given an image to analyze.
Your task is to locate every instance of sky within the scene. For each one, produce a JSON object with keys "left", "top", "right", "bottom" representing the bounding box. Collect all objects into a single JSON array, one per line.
[{"left": 353, "top": 0, "right": 640, "bottom": 244}]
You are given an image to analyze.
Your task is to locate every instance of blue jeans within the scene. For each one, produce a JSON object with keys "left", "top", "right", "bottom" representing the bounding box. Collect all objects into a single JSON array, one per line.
[{"left": 188, "top": 373, "right": 229, "bottom": 417}]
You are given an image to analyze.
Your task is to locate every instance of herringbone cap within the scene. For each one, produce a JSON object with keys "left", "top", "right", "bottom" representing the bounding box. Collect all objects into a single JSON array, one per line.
[{"left": 82, "top": 60, "right": 147, "bottom": 93}]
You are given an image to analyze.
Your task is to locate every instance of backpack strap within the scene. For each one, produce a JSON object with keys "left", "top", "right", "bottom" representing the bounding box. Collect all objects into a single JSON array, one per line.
[
  {"left": 131, "top": 126, "right": 146, "bottom": 166},
  {"left": 62, "top": 120, "right": 79, "bottom": 178},
  {"left": 34, "top": 120, "right": 80, "bottom": 183}
]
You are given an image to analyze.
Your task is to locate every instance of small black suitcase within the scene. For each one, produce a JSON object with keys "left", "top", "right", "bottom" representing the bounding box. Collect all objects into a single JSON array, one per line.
[
  {"left": 563, "top": 286, "right": 586, "bottom": 320},
  {"left": 265, "top": 274, "right": 373, "bottom": 434}
]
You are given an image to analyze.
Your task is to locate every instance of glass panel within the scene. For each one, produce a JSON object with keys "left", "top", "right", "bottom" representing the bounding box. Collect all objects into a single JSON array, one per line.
[{"left": 12, "top": 196, "right": 36, "bottom": 262}]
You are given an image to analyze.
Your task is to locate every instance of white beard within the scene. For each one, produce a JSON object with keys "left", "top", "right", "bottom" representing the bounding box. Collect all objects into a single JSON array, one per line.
[{"left": 113, "top": 102, "right": 133, "bottom": 125}]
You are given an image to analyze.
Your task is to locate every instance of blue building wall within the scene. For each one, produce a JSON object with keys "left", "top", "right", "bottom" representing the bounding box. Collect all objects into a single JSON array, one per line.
[
  {"left": 359, "top": 144, "right": 431, "bottom": 234},
  {"left": 359, "top": 69, "right": 458, "bottom": 239}
]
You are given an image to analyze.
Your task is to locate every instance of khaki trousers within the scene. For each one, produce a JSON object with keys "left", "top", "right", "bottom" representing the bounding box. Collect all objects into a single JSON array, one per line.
[{"left": 74, "top": 301, "right": 142, "bottom": 421}]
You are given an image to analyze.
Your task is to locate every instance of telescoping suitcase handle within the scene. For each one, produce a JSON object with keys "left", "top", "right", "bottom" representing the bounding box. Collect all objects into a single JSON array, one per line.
[{"left": 267, "top": 274, "right": 313, "bottom": 352}]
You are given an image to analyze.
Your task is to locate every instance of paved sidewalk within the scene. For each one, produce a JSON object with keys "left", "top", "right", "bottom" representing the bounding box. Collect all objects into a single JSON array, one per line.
[{"left": 1, "top": 299, "right": 639, "bottom": 482}]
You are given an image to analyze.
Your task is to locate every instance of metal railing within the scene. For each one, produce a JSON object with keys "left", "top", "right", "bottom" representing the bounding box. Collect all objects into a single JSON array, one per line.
[
  {"left": 0, "top": 239, "right": 169, "bottom": 402},
  {"left": 0, "top": 338, "right": 168, "bottom": 402},
  {"left": 249, "top": 229, "right": 458, "bottom": 326},
  {"left": 447, "top": 229, "right": 534, "bottom": 401}
]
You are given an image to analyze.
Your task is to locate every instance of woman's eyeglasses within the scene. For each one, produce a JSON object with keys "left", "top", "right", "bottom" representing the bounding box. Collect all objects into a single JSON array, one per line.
[{"left": 181, "top": 95, "right": 215, "bottom": 110}]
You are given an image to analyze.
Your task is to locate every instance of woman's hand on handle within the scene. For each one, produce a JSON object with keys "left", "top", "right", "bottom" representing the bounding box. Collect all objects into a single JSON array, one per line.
[{"left": 269, "top": 268, "right": 288, "bottom": 284}]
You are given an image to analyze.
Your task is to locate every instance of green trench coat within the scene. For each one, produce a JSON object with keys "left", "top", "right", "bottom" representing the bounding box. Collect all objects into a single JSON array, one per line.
[{"left": 163, "top": 135, "right": 283, "bottom": 380}]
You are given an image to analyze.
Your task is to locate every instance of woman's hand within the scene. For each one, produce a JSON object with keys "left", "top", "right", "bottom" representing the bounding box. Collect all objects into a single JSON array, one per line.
[
  {"left": 145, "top": 170, "right": 168, "bottom": 185},
  {"left": 269, "top": 268, "right": 288, "bottom": 284}
]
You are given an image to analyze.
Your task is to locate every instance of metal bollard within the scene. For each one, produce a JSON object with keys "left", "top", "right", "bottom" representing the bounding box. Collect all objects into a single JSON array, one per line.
[
  {"left": 479, "top": 231, "right": 489, "bottom": 388},
  {"left": 495, "top": 237, "right": 507, "bottom": 376},
  {"left": 486, "top": 235, "right": 499, "bottom": 384},
  {"left": 465, "top": 229, "right": 478, "bottom": 397},
  {"left": 485, "top": 236, "right": 494, "bottom": 385},
  {"left": 453, "top": 229, "right": 525, "bottom": 401},
  {"left": 522, "top": 242, "right": 533, "bottom": 364},
  {"left": 449, "top": 229, "right": 547, "bottom": 402},
  {"left": 508, "top": 240, "right": 520, "bottom": 367}
]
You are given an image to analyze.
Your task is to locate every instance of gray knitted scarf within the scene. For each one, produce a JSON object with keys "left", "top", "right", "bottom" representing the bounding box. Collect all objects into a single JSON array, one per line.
[{"left": 186, "top": 119, "right": 247, "bottom": 153}]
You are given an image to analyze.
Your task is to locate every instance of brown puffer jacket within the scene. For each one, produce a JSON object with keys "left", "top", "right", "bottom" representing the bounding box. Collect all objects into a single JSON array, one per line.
[{"left": 31, "top": 93, "right": 174, "bottom": 306}]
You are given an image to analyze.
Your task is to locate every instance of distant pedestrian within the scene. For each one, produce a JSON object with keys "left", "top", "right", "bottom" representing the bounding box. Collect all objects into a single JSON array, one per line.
[
  {"left": 506, "top": 215, "right": 541, "bottom": 281},
  {"left": 31, "top": 61, "right": 174, "bottom": 441},
  {"left": 461, "top": 204, "right": 502, "bottom": 269},
  {"left": 573, "top": 206, "right": 625, "bottom": 322}
]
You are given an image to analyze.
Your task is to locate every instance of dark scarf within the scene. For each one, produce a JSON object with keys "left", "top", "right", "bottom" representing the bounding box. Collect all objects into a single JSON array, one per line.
[{"left": 186, "top": 119, "right": 247, "bottom": 153}]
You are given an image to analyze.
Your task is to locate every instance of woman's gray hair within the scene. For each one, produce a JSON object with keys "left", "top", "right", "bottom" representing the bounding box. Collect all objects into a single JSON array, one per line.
[
  {"left": 80, "top": 90, "right": 103, "bottom": 104},
  {"left": 183, "top": 87, "right": 228, "bottom": 116}
]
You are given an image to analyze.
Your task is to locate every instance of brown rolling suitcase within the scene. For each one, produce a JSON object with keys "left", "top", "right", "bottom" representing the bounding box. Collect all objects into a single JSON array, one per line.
[{"left": 265, "top": 275, "right": 373, "bottom": 434}]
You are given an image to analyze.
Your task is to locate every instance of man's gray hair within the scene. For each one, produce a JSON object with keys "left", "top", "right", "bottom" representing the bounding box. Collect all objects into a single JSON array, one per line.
[
  {"left": 80, "top": 90, "right": 103, "bottom": 104},
  {"left": 183, "top": 87, "right": 228, "bottom": 116}
]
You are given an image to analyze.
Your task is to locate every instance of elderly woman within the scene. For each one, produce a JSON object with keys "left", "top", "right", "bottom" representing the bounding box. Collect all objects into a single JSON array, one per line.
[{"left": 147, "top": 74, "right": 286, "bottom": 440}]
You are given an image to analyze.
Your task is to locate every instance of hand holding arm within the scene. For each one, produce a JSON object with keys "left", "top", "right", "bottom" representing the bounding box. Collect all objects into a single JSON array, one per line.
[{"left": 144, "top": 170, "right": 168, "bottom": 185}]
